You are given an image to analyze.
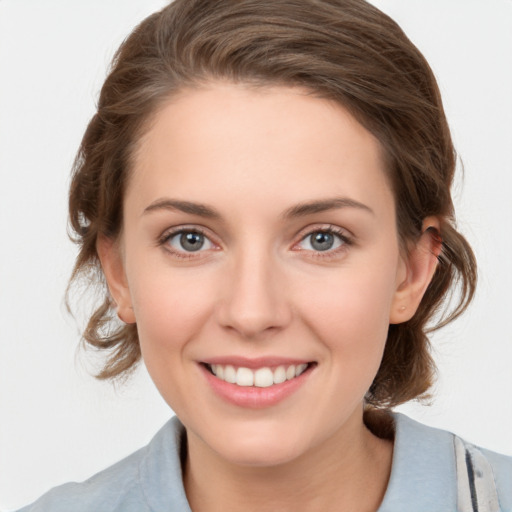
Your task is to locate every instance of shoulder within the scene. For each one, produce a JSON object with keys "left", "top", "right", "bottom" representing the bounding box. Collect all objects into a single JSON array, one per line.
[
  {"left": 16, "top": 449, "right": 147, "bottom": 512},
  {"left": 380, "top": 413, "right": 512, "bottom": 512},
  {"left": 16, "top": 416, "right": 191, "bottom": 512}
]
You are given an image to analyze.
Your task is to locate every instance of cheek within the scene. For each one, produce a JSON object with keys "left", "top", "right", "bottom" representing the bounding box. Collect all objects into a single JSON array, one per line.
[
  {"left": 281, "top": 263, "right": 399, "bottom": 429},
  {"left": 294, "top": 260, "right": 398, "bottom": 364},
  {"left": 129, "top": 268, "right": 220, "bottom": 410},
  {"left": 132, "top": 270, "right": 215, "bottom": 346}
]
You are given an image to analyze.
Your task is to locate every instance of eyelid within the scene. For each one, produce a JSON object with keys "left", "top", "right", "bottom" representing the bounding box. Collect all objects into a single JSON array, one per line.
[
  {"left": 157, "top": 223, "right": 353, "bottom": 260},
  {"left": 158, "top": 225, "right": 220, "bottom": 258},
  {"left": 291, "top": 224, "right": 354, "bottom": 256},
  {"left": 294, "top": 224, "right": 353, "bottom": 243}
]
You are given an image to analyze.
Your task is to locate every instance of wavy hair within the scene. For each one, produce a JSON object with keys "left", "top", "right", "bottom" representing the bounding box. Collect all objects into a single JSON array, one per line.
[{"left": 67, "top": 0, "right": 477, "bottom": 407}]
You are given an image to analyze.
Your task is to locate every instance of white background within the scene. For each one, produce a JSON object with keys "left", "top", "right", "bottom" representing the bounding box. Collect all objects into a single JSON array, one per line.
[{"left": 1, "top": 1, "right": 511, "bottom": 510}]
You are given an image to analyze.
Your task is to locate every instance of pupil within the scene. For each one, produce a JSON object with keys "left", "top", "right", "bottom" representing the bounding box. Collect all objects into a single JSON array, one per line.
[
  {"left": 181, "top": 232, "right": 204, "bottom": 252},
  {"left": 311, "top": 232, "right": 333, "bottom": 251}
]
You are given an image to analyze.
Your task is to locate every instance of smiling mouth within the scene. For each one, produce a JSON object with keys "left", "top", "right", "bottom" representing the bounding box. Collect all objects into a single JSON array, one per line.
[{"left": 203, "top": 362, "right": 315, "bottom": 388}]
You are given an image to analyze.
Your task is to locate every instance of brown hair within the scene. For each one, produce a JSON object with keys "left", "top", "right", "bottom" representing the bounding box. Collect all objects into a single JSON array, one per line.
[{"left": 68, "top": 0, "right": 477, "bottom": 408}]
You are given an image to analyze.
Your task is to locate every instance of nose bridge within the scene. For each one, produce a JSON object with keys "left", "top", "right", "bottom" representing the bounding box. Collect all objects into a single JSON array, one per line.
[{"left": 217, "top": 240, "right": 291, "bottom": 338}]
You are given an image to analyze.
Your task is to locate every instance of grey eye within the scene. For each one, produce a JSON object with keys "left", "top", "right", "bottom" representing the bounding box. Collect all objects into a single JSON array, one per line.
[
  {"left": 180, "top": 232, "right": 204, "bottom": 251},
  {"left": 167, "top": 231, "right": 214, "bottom": 252},
  {"left": 298, "top": 231, "right": 344, "bottom": 252},
  {"left": 310, "top": 232, "right": 335, "bottom": 251}
]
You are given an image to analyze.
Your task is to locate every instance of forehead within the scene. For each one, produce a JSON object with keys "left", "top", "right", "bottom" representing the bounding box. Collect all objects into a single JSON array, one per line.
[{"left": 128, "top": 82, "right": 394, "bottom": 220}]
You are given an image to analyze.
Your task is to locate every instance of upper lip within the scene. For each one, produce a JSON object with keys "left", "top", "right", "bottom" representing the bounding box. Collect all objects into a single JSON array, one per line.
[{"left": 200, "top": 356, "right": 314, "bottom": 370}]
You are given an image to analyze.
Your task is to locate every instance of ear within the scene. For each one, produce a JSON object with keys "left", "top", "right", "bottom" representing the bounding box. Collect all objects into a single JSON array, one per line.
[
  {"left": 389, "top": 217, "right": 442, "bottom": 324},
  {"left": 96, "top": 235, "right": 136, "bottom": 324}
]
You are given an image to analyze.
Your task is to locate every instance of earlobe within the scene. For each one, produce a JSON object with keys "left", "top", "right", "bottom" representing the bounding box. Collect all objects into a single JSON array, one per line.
[
  {"left": 390, "top": 217, "right": 442, "bottom": 324},
  {"left": 96, "top": 235, "right": 136, "bottom": 324}
]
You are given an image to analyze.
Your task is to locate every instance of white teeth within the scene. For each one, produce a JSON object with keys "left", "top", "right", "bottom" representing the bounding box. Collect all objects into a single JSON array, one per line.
[
  {"left": 208, "top": 363, "right": 310, "bottom": 387},
  {"left": 254, "top": 368, "right": 274, "bottom": 388},
  {"left": 273, "top": 365, "right": 286, "bottom": 384},
  {"left": 236, "top": 367, "right": 254, "bottom": 386},
  {"left": 295, "top": 363, "right": 308, "bottom": 377},
  {"left": 224, "top": 365, "right": 236, "bottom": 384}
]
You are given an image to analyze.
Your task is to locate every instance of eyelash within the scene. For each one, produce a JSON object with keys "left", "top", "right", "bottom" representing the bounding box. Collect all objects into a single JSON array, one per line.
[
  {"left": 158, "top": 226, "right": 216, "bottom": 260},
  {"left": 158, "top": 225, "right": 353, "bottom": 260},
  {"left": 293, "top": 225, "right": 353, "bottom": 260}
]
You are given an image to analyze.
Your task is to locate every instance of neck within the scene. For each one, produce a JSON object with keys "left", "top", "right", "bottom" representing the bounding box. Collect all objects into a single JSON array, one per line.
[{"left": 183, "top": 408, "right": 394, "bottom": 512}]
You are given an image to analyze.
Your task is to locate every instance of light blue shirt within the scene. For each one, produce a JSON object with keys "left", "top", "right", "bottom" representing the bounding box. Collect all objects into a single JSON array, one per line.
[{"left": 17, "top": 413, "right": 512, "bottom": 511}]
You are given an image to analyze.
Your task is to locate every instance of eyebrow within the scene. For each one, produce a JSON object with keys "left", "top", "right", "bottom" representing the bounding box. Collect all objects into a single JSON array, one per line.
[
  {"left": 142, "top": 196, "right": 374, "bottom": 219},
  {"left": 143, "top": 199, "right": 220, "bottom": 219},
  {"left": 282, "top": 197, "right": 374, "bottom": 219}
]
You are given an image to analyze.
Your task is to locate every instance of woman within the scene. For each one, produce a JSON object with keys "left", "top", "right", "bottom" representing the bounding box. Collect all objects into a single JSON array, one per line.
[{"left": 14, "top": 0, "right": 512, "bottom": 510}]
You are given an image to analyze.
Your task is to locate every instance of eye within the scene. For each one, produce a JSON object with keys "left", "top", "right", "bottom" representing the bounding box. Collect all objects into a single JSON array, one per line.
[
  {"left": 163, "top": 229, "right": 215, "bottom": 254},
  {"left": 296, "top": 227, "right": 351, "bottom": 253}
]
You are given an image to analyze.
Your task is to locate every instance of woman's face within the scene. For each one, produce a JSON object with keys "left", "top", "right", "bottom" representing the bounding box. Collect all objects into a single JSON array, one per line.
[{"left": 109, "top": 82, "right": 411, "bottom": 466}]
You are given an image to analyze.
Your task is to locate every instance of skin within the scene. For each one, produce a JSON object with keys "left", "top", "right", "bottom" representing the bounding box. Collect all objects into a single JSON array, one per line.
[{"left": 99, "top": 82, "right": 440, "bottom": 511}]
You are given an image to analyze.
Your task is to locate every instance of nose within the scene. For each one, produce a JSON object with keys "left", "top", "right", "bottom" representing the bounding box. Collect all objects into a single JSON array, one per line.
[{"left": 215, "top": 248, "right": 292, "bottom": 340}]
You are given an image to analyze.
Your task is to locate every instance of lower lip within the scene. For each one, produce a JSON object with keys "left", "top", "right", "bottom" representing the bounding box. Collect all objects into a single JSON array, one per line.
[{"left": 200, "top": 364, "right": 314, "bottom": 409}]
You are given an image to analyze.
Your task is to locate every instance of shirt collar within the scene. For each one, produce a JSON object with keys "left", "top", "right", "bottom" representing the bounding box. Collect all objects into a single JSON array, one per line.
[
  {"left": 140, "top": 413, "right": 457, "bottom": 511},
  {"left": 378, "top": 412, "right": 457, "bottom": 511}
]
